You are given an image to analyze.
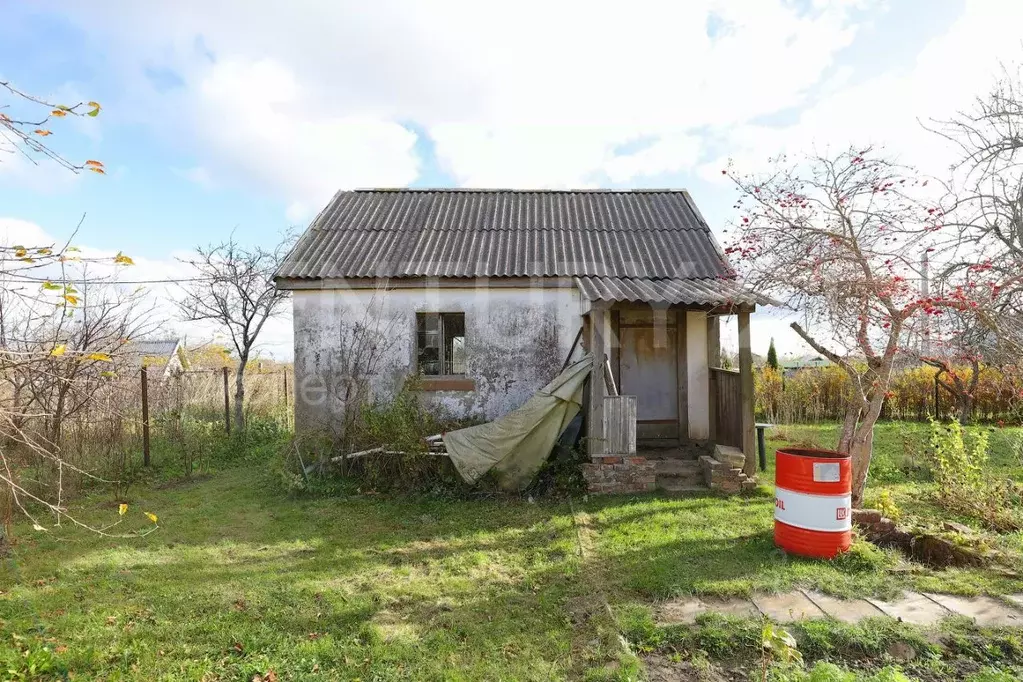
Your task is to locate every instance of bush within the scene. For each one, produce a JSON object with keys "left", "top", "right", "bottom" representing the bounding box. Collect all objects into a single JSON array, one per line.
[{"left": 928, "top": 419, "right": 1023, "bottom": 531}]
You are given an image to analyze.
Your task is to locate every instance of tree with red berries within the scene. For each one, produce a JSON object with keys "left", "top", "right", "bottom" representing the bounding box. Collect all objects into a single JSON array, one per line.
[{"left": 723, "top": 148, "right": 949, "bottom": 505}]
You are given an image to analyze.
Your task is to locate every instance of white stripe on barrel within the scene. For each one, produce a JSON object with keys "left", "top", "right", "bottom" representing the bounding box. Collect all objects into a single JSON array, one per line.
[{"left": 774, "top": 486, "right": 852, "bottom": 533}]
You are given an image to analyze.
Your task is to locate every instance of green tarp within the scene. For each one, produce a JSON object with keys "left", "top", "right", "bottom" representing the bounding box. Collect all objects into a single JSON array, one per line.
[{"left": 443, "top": 355, "right": 592, "bottom": 491}]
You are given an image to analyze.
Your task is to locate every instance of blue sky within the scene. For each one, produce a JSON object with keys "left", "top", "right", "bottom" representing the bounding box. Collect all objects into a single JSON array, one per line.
[{"left": 1, "top": 0, "right": 1020, "bottom": 357}]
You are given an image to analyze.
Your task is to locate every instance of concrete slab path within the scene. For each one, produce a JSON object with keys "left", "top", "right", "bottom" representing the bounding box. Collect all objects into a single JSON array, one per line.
[{"left": 656, "top": 590, "right": 1023, "bottom": 627}]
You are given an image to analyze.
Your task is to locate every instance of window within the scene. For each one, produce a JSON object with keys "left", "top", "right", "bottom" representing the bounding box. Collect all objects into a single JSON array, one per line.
[{"left": 416, "top": 313, "right": 466, "bottom": 376}]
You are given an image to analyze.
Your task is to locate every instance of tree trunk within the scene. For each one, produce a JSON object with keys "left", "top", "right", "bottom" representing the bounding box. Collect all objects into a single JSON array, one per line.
[
  {"left": 849, "top": 425, "right": 875, "bottom": 507},
  {"left": 233, "top": 363, "right": 246, "bottom": 432},
  {"left": 955, "top": 394, "right": 974, "bottom": 426}
]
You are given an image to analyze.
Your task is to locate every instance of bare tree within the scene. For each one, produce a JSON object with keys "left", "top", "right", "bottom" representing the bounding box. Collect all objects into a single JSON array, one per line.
[
  {"left": 932, "top": 64, "right": 1023, "bottom": 355},
  {"left": 178, "top": 237, "right": 291, "bottom": 431},
  {"left": 724, "top": 148, "right": 950, "bottom": 505}
]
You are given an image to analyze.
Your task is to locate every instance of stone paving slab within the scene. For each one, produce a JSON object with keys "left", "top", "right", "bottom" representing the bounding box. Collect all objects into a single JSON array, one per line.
[
  {"left": 865, "top": 592, "right": 952, "bottom": 626},
  {"left": 753, "top": 591, "right": 825, "bottom": 623},
  {"left": 656, "top": 596, "right": 758, "bottom": 625},
  {"left": 800, "top": 590, "right": 886, "bottom": 624},
  {"left": 925, "top": 593, "right": 1023, "bottom": 627},
  {"left": 656, "top": 590, "right": 1023, "bottom": 627}
]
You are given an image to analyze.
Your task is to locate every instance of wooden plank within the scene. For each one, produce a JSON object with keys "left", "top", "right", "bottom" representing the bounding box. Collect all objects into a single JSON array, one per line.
[
  {"left": 738, "top": 309, "right": 756, "bottom": 476},
  {"left": 706, "top": 315, "right": 720, "bottom": 442},
  {"left": 587, "top": 304, "right": 607, "bottom": 456},
  {"left": 676, "top": 310, "right": 688, "bottom": 444},
  {"left": 603, "top": 395, "right": 637, "bottom": 454},
  {"left": 610, "top": 309, "right": 621, "bottom": 389}
]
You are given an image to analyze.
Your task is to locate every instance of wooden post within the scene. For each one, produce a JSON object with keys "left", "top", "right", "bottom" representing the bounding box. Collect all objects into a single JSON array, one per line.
[
  {"left": 283, "top": 370, "right": 290, "bottom": 430},
  {"left": 706, "top": 314, "right": 721, "bottom": 442},
  {"left": 738, "top": 308, "right": 756, "bottom": 476},
  {"left": 141, "top": 366, "right": 151, "bottom": 467},
  {"left": 675, "top": 310, "right": 689, "bottom": 443},
  {"left": 587, "top": 304, "right": 608, "bottom": 456},
  {"left": 222, "top": 366, "right": 231, "bottom": 436}
]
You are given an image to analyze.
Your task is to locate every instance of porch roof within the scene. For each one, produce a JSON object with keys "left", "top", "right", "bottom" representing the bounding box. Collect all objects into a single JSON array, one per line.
[{"left": 573, "top": 275, "right": 773, "bottom": 307}]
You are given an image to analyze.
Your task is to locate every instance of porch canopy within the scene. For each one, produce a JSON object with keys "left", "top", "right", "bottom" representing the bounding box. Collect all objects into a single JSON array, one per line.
[
  {"left": 573, "top": 275, "right": 773, "bottom": 308},
  {"left": 577, "top": 275, "right": 773, "bottom": 478}
]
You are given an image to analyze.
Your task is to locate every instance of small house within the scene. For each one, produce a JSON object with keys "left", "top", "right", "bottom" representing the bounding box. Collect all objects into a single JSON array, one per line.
[{"left": 276, "top": 189, "right": 769, "bottom": 493}]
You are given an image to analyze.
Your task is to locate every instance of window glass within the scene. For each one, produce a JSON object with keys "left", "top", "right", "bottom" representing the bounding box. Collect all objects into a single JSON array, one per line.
[{"left": 416, "top": 312, "right": 465, "bottom": 376}]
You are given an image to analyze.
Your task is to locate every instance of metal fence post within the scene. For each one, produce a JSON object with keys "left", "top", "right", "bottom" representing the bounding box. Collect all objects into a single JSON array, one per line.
[
  {"left": 141, "top": 366, "right": 151, "bottom": 466},
  {"left": 222, "top": 366, "right": 231, "bottom": 435}
]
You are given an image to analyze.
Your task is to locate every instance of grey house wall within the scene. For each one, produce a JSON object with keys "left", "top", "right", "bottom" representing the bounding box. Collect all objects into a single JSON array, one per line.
[{"left": 291, "top": 284, "right": 584, "bottom": 435}]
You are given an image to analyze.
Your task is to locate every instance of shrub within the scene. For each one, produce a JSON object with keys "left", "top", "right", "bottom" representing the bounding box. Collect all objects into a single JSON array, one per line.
[{"left": 928, "top": 419, "right": 1023, "bottom": 531}]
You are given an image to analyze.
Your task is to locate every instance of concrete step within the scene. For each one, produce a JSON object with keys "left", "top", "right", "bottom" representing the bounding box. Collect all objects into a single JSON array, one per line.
[
  {"left": 654, "top": 459, "right": 701, "bottom": 476},
  {"left": 657, "top": 478, "right": 709, "bottom": 495}
]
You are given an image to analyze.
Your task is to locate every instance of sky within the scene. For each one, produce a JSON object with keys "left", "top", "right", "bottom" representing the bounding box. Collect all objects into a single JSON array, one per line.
[{"left": 1, "top": 0, "right": 1022, "bottom": 360}]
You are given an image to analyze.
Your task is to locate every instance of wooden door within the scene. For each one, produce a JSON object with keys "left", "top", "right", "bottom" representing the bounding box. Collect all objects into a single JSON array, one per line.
[{"left": 620, "top": 321, "right": 678, "bottom": 441}]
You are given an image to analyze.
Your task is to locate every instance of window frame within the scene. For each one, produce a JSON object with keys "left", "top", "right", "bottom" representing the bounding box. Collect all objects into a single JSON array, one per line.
[{"left": 416, "top": 312, "right": 467, "bottom": 378}]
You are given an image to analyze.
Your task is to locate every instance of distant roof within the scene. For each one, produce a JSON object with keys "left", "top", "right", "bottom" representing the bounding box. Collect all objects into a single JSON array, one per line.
[
  {"left": 276, "top": 189, "right": 736, "bottom": 281},
  {"left": 125, "top": 339, "right": 181, "bottom": 359}
]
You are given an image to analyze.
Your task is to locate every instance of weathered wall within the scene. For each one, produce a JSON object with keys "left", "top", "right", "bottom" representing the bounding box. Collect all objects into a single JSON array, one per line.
[{"left": 292, "top": 285, "right": 583, "bottom": 434}]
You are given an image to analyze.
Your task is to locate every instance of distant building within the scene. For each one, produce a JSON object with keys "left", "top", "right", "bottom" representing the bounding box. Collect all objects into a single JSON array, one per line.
[
  {"left": 781, "top": 354, "right": 831, "bottom": 377},
  {"left": 119, "top": 338, "right": 185, "bottom": 379}
]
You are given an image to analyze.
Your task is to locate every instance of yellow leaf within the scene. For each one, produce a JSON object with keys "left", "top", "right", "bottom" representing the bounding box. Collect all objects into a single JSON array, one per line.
[
  {"left": 14, "top": 248, "right": 26, "bottom": 258},
  {"left": 51, "top": 109, "right": 67, "bottom": 117},
  {"left": 145, "top": 512, "right": 158, "bottom": 524},
  {"left": 32, "top": 523, "right": 48, "bottom": 532},
  {"left": 88, "top": 101, "right": 101, "bottom": 109},
  {"left": 89, "top": 167, "right": 106, "bottom": 175},
  {"left": 114, "top": 252, "right": 134, "bottom": 265},
  {"left": 42, "top": 281, "right": 62, "bottom": 290},
  {"left": 50, "top": 344, "right": 67, "bottom": 357},
  {"left": 37, "top": 248, "right": 52, "bottom": 255},
  {"left": 87, "top": 352, "right": 112, "bottom": 362},
  {"left": 63, "top": 294, "right": 80, "bottom": 306},
  {"left": 66, "top": 246, "right": 81, "bottom": 252},
  {"left": 118, "top": 503, "right": 128, "bottom": 516},
  {"left": 85, "top": 160, "right": 104, "bottom": 168},
  {"left": 34, "top": 129, "right": 52, "bottom": 136},
  {"left": 19, "top": 257, "right": 35, "bottom": 263}
]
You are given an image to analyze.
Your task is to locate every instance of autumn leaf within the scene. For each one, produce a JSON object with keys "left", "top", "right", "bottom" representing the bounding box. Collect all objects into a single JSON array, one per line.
[
  {"left": 42, "top": 281, "right": 62, "bottom": 291},
  {"left": 19, "top": 257, "right": 35, "bottom": 263},
  {"left": 87, "top": 101, "right": 101, "bottom": 117},
  {"left": 34, "top": 129, "right": 52, "bottom": 136},
  {"left": 32, "top": 524, "right": 48, "bottom": 532},
  {"left": 14, "top": 248, "right": 27, "bottom": 258},
  {"left": 50, "top": 109, "right": 67, "bottom": 118},
  {"left": 62, "top": 293, "right": 80, "bottom": 306},
  {"left": 37, "top": 248, "right": 52, "bottom": 255},
  {"left": 66, "top": 246, "right": 81, "bottom": 252},
  {"left": 145, "top": 512, "right": 158, "bottom": 524},
  {"left": 87, "top": 352, "right": 113, "bottom": 362},
  {"left": 85, "top": 160, "right": 104, "bottom": 168},
  {"left": 118, "top": 503, "right": 128, "bottom": 516},
  {"left": 50, "top": 344, "right": 67, "bottom": 357},
  {"left": 89, "top": 167, "right": 106, "bottom": 175},
  {"left": 114, "top": 252, "right": 135, "bottom": 265}
]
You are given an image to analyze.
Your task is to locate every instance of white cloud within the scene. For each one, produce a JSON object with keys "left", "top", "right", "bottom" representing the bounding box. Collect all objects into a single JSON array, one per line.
[
  {"left": 57, "top": 0, "right": 881, "bottom": 195},
  {"left": 177, "top": 165, "right": 214, "bottom": 189}
]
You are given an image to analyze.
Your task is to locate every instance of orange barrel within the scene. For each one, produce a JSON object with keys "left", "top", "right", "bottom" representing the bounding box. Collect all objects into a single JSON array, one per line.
[{"left": 774, "top": 448, "right": 852, "bottom": 559}]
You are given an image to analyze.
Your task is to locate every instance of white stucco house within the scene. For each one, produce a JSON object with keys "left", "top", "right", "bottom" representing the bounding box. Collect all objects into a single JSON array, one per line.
[{"left": 275, "top": 189, "right": 769, "bottom": 494}]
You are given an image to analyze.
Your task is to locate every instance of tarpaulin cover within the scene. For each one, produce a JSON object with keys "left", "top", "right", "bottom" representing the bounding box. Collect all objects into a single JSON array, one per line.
[{"left": 443, "top": 355, "right": 593, "bottom": 490}]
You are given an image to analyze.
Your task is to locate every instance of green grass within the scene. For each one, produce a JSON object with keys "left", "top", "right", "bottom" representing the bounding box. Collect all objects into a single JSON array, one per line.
[{"left": 2, "top": 421, "right": 1023, "bottom": 680}]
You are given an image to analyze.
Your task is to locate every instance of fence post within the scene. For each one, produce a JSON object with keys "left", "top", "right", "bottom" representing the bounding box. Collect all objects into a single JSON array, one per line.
[
  {"left": 222, "top": 366, "right": 231, "bottom": 435},
  {"left": 283, "top": 370, "right": 290, "bottom": 430},
  {"left": 141, "top": 366, "right": 151, "bottom": 467}
]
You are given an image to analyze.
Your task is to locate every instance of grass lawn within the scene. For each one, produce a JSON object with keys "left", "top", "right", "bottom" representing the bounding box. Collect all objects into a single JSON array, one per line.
[{"left": 2, "top": 422, "right": 1022, "bottom": 680}]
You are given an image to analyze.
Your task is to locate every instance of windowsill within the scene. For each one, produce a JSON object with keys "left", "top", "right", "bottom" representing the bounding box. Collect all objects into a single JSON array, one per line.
[{"left": 419, "top": 376, "right": 476, "bottom": 392}]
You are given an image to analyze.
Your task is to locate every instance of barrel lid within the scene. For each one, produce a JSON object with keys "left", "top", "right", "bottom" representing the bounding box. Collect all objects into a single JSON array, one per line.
[{"left": 777, "top": 448, "right": 849, "bottom": 460}]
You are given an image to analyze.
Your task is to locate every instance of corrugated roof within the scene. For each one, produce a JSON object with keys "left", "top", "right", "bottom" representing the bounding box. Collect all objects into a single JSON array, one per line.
[
  {"left": 574, "top": 276, "right": 774, "bottom": 307},
  {"left": 276, "top": 189, "right": 737, "bottom": 280}
]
